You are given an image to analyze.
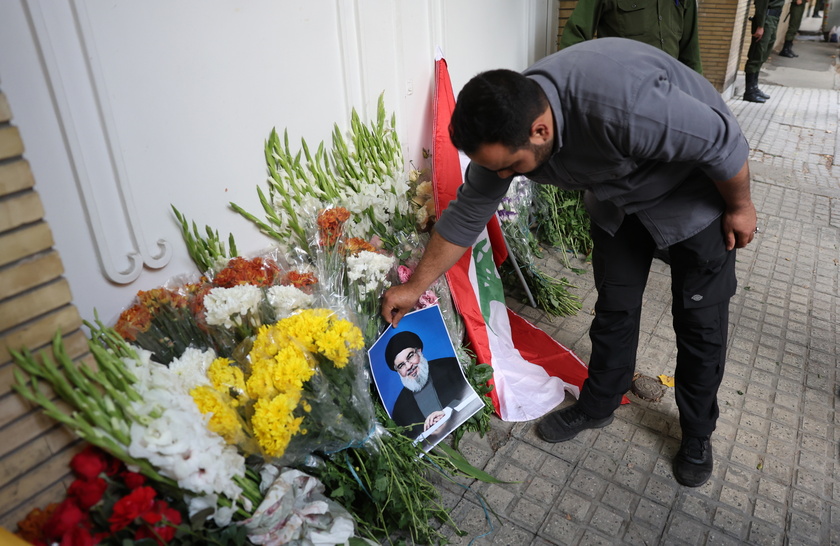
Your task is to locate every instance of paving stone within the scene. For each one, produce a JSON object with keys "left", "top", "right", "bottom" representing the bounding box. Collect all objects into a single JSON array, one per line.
[
  {"left": 481, "top": 522, "right": 537, "bottom": 545},
  {"left": 541, "top": 509, "right": 585, "bottom": 545},
  {"left": 600, "top": 483, "right": 637, "bottom": 515},
  {"left": 481, "top": 482, "right": 518, "bottom": 515},
  {"left": 569, "top": 468, "right": 608, "bottom": 499},
  {"left": 665, "top": 513, "right": 707, "bottom": 544},
  {"left": 577, "top": 529, "right": 618, "bottom": 546},
  {"left": 588, "top": 505, "right": 625, "bottom": 536},
  {"left": 643, "top": 476, "right": 678, "bottom": 506},
  {"left": 706, "top": 529, "right": 748, "bottom": 546},
  {"left": 633, "top": 498, "right": 669, "bottom": 529},
  {"left": 679, "top": 493, "right": 715, "bottom": 523},
  {"left": 711, "top": 506, "right": 748, "bottom": 537},
  {"left": 508, "top": 496, "right": 549, "bottom": 532},
  {"left": 787, "top": 509, "right": 823, "bottom": 545},
  {"left": 748, "top": 520, "right": 786, "bottom": 546}
]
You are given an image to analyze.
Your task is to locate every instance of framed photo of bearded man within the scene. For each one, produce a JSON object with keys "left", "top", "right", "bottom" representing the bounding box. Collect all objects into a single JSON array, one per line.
[{"left": 369, "top": 305, "right": 482, "bottom": 450}]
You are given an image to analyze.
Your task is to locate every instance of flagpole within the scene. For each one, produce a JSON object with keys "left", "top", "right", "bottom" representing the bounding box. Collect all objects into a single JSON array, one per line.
[{"left": 497, "top": 214, "right": 537, "bottom": 308}]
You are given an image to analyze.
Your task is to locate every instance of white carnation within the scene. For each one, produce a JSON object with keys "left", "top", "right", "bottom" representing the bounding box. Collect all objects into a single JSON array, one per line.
[
  {"left": 167, "top": 346, "right": 216, "bottom": 392},
  {"left": 346, "top": 250, "right": 395, "bottom": 297},
  {"left": 204, "top": 285, "right": 264, "bottom": 328},
  {"left": 266, "top": 285, "right": 313, "bottom": 318}
]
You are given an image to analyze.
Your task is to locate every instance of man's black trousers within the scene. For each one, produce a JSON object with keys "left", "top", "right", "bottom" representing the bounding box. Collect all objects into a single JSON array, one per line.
[{"left": 578, "top": 213, "right": 737, "bottom": 437}]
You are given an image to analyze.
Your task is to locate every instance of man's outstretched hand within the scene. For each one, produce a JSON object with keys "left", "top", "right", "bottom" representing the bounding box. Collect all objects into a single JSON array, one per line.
[
  {"left": 381, "top": 283, "right": 424, "bottom": 328},
  {"left": 380, "top": 230, "right": 470, "bottom": 328}
]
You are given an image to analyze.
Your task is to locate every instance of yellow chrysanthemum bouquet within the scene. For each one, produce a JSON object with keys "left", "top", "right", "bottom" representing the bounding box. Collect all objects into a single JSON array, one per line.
[{"left": 190, "top": 308, "right": 375, "bottom": 465}]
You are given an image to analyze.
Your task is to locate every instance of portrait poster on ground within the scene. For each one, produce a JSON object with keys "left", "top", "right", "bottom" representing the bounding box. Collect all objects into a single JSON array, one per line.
[{"left": 368, "top": 304, "right": 483, "bottom": 451}]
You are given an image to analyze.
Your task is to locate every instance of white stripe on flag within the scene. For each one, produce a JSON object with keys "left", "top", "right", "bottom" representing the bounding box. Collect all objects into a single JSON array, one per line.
[{"left": 467, "top": 228, "right": 579, "bottom": 421}]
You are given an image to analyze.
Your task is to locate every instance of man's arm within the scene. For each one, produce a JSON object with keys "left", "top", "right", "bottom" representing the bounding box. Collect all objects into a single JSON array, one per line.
[
  {"left": 380, "top": 230, "right": 468, "bottom": 327},
  {"left": 559, "top": 0, "right": 603, "bottom": 49},
  {"left": 752, "top": 0, "right": 770, "bottom": 32},
  {"left": 679, "top": 0, "right": 704, "bottom": 74},
  {"left": 714, "top": 160, "right": 757, "bottom": 250}
]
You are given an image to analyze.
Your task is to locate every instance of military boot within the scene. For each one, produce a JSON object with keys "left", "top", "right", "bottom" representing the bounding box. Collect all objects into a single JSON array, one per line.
[
  {"left": 743, "top": 72, "right": 766, "bottom": 103},
  {"left": 779, "top": 40, "right": 798, "bottom": 57}
]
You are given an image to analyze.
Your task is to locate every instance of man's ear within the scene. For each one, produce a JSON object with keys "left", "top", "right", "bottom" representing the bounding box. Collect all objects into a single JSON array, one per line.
[{"left": 529, "top": 107, "right": 553, "bottom": 144}]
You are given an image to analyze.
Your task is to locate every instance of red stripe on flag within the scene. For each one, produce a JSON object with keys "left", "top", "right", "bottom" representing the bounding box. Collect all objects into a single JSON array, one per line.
[
  {"left": 506, "top": 309, "right": 589, "bottom": 389},
  {"left": 432, "top": 58, "right": 507, "bottom": 266},
  {"left": 432, "top": 57, "right": 460, "bottom": 220},
  {"left": 506, "top": 310, "right": 628, "bottom": 405}
]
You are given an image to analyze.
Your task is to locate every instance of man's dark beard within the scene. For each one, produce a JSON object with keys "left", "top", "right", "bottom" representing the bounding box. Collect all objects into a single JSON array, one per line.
[
  {"left": 527, "top": 139, "right": 553, "bottom": 173},
  {"left": 400, "top": 355, "right": 430, "bottom": 393}
]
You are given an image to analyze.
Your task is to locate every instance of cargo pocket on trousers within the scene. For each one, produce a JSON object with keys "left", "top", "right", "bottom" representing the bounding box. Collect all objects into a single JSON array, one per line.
[{"left": 680, "top": 251, "right": 737, "bottom": 309}]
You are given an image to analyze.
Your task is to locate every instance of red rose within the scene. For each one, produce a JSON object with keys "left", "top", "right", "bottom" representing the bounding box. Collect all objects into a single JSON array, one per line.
[
  {"left": 70, "top": 446, "right": 109, "bottom": 480},
  {"left": 108, "top": 486, "right": 156, "bottom": 532},
  {"left": 103, "top": 455, "right": 122, "bottom": 477},
  {"left": 43, "top": 499, "right": 88, "bottom": 541},
  {"left": 67, "top": 477, "right": 107, "bottom": 510},
  {"left": 60, "top": 525, "right": 97, "bottom": 546},
  {"left": 135, "top": 501, "right": 182, "bottom": 545},
  {"left": 121, "top": 470, "right": 146, "bottom": 490}
]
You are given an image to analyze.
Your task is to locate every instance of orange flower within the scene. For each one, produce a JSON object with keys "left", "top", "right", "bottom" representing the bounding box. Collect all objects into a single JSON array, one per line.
[
  {"left": 16, "top": 503, "right": 58, "bottom": 544},
  {"left": 316, "top": 207, "right": 351, "bottom": 247},
  {"left": 343, "top": 237, "right": 377, "bottom": 256},
  {"left": 114, "top": 304, "right": 153, "bottom": 341},
  {"left": 213, "top": 257, "right": 281, "bottom": 288},
  {"left": 187, "top": 283, "right": 214, "bottom": 329},
  {"left": 283, "top": 271, "right": 318, "bottom": 290},
  {"left": 137, "top": 287, "right": 188, "bottom": 311}
]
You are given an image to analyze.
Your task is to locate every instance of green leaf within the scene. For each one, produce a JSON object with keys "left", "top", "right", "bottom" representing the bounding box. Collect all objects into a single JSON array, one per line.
[{"left": 432, "top": 443, "right": 514, "bottom": 484}]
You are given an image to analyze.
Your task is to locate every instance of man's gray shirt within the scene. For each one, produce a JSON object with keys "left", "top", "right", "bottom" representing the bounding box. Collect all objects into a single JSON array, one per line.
[{"left": 435, "top": 38, "right": 750, "bottom": 250}]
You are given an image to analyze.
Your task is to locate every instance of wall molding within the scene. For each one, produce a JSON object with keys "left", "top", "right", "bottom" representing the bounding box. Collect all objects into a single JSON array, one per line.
[{"left": 25, "top": 0, "right": 171, "bottom": 284}]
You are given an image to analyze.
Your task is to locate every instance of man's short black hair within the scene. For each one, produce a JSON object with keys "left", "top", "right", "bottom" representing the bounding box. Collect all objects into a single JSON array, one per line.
[
  {"left": 384, "top": 331, "right": 423, "bottom": 371},
  {"left": 449, "top": 69, "right": 548, "bottom": 155}
]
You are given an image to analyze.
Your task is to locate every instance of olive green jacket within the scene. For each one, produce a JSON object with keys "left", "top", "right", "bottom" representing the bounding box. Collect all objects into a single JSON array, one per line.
[
  {"left": 560, "top": 0, "right": 702, "bottom": 74},
  {"left": 752, "top": 0, "right": 786, "bottom": 28}
]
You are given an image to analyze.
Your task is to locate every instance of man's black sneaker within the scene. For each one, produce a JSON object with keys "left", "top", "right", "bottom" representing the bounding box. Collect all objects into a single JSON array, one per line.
[
  {"left": 673, "top": 435, "right": 714, "bottom": 487},
  {"left": 537, "top": 403, "right": 614, "bottom": 443}
]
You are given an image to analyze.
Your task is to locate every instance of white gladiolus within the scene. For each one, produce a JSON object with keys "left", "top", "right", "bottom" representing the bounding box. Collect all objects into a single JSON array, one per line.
[{"left": 125, "top": 349, "right": 246, "bottom": 502}]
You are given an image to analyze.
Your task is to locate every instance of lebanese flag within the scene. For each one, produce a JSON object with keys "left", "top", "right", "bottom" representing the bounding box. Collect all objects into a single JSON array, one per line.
[{"left": 432, "top": 54, "right": 592, "bottom": 421}]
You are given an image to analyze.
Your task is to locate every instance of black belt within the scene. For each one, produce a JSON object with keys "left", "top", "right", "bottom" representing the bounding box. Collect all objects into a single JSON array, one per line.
[{"left": 767, "top": 8, "right": 782, "bottom": 16}]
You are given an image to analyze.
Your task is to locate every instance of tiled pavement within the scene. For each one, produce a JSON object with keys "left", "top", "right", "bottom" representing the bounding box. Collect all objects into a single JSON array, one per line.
[{"left": 439, "top": 62, "right": 840, "bottom": 544}]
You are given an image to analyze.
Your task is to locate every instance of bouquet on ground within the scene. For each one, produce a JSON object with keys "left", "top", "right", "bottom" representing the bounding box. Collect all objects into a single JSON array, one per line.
[
  {"left": 113, "top": 255, "right": 318, "bottom": 364},
  {"left": 191, "top": 307, "right": 376, "bottom": 466},
  {"left": 16, "top": 443, "right": 358, "bottom": 546},
  {"left": 12, "top": 302, "right": 369, "bottom": 543},
  {"left": 497, "top": 176, "right": 582, "bottom": 317},
  {"left": 15, "top": 445, "right": 192, "bottom": 546},
  {"left": 311, "top": 206, "right": 395, "bottom": 344},
  {"left": 533, "top": 184, "right": 593, "bottom": 264}
]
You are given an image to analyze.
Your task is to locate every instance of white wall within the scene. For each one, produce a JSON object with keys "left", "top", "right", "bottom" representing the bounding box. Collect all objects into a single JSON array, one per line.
[{"left": 0, "top": 0, "right": 558, "bottom": 325}]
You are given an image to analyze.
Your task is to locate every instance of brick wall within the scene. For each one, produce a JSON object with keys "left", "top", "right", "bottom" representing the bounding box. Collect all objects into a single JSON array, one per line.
[
  {"left": 557, "top": 0, "right": 751, "bottom": 92},
  {"left": 0, "top": 90, "right": 88, "bottom": 530}
]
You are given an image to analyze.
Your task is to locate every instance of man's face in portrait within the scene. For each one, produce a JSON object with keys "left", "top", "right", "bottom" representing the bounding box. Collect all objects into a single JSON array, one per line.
[{"left": 393, "top": 347, "right": 430, "bottom": 393}]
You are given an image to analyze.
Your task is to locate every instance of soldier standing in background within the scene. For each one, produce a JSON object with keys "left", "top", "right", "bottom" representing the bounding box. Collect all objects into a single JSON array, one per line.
[
  {"left": 779, "top": 0, "right": 806, "bottom": 57},
  {"left": 559, "top": 0, "right": 703, "bottom": 74},
  {"left": 744, "top": 0, "right": 785, "bottom": 103}
]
